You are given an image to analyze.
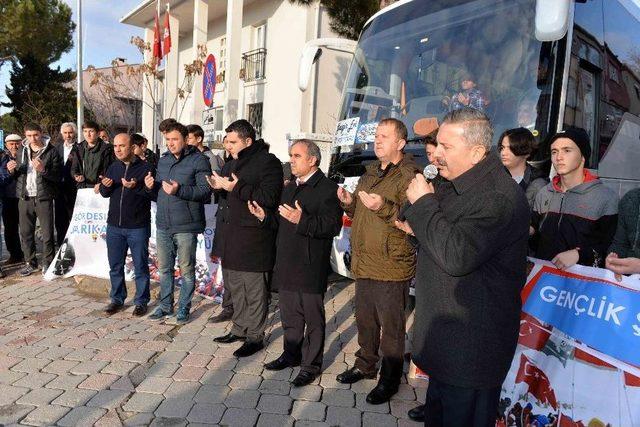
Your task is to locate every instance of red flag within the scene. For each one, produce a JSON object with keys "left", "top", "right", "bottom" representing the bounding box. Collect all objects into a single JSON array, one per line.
[
  {"left": 518, "top": 313, "right": 550, "bottom": 351},
  {"left": 515, "top": 354, "right": 559, "bottom": 409},
  {"left": 624, "top": 371, "right": 640, "bottom": 387},
  {"left": 163, "top": 8, "right": 172, "bottom": 55},
  {"left": 559, "top": 413, "right": 585, "bottom": 427},
  {"left": 153, "top": 12, "right": 163, "bottom": 66},
  {"left": 573, "top": 348, "right": 615, "bottom": 369}
]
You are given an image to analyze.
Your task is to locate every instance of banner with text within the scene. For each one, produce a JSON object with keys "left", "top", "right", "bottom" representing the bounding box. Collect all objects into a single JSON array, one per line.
[
  {"left": 498, "top": 259, "right": 640, "bottom": 426},
  {"left": 44, "top": 189, "right": 224, "bottom": 302}
]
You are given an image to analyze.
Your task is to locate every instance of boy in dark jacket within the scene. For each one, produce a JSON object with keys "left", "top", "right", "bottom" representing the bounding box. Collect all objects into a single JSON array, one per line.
[
  {"left": 531, "top": 128, "right": 618, "bottom": 269},
  {"left": 9, "top": 123, "right": 62, "bottom": 276},
  {"left": 71, "top": 121, "right": 114, "bottom": 191},
  {"left": 145, "top": 122, "right": 211, "bottom": 324},
  {"left": 100, "top": 134, "right": 154, "bottom": 316}
]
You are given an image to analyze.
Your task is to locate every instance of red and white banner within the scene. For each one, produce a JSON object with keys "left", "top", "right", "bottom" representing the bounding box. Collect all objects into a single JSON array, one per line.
[{"left": 498, "top": 259, "right": 640, "bottom": 426}]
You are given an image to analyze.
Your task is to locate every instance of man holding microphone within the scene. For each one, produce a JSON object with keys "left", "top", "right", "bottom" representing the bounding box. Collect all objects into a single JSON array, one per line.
[{"left": 396, "top": 108, "right": 529, "bottom": 426}]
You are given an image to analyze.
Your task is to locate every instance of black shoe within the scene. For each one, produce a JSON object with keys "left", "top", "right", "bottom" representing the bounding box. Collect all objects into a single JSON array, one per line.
[
  {"left": 209, "top": 309, "right": 234, "bottom": 323},
  {"left": 408, "top": 404, "right": 425, "bottom": 422},
  {"left": 19, "top": 263, "right": 37, "bottom": 277},
  {"left": 366, "top": 381, "right": 399, "bottom": 405},
  {"left": 104, "top": 302, "right": 124, "bottom": 315},
  {"left": 3, "top": 257, "right": 23, "bottom": 266},
  {"left": 213, "top": 333, "right": 245, "bottom": 344},
  {"left": 0, "top": 268, "right": 6, "bottom": 279},
  {"left": 133, "top": 305, "right": 148, "bottom": 317},
  {"left": 264, "top": 354, "right": 300, "bottom": 371},
  {"left": 336, "top": 367, "right": 376, "bottom": 384},
  {"left": 292, "top": 371, "right": 317, "bottom": 387},
  {"left": 233, "top": 340, "right": 264, "bottom": 358}
]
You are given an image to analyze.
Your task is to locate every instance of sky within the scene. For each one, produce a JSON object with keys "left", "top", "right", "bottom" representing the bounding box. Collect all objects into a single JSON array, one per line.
[{"left": 0, "top": 0, "right": 145, "bottom": 115}]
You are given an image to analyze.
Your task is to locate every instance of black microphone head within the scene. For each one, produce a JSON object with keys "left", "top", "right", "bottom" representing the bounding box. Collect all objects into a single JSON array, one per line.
[{"left": 423, "top": 164, "right": 439, "bottom": 180}]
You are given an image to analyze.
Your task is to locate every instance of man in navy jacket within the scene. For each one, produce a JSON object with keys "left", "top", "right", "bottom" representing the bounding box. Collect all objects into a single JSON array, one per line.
[
  {"left": 145, "top": 122, "right": 212, "bottom": 324},
  {"left": 100, "top": 134, "right": 154, "bottom": 316}
]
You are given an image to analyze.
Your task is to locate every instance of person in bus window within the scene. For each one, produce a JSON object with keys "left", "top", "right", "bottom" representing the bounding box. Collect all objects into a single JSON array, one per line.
[
  {"left": 606, "top": 187, "right": 640, "bottom": 279},
  {"left": 442, "top": 72, "right": 485, "bottom": 112},
  {"left": 498, "top": 128, "right": 547, "bottom": 209},
  {"left": 530, "top": 128, "right": 618, "bottom": 269}
]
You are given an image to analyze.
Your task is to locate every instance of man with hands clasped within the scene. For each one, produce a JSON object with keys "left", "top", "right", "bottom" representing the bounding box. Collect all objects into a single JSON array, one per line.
[
  {"left": 209, "top": 119, "right": 283, "bottom": 358},
  {"left": 334, "top": 118, "right": 419, "bottom": 405},
  {"left": 248, "top": 139, "right": 342, "bottom": 387},
  {"left": 100, "top": 134, "right": 154, "bottom": 316},
  {"left": 144, "top": 122, "right": 212, "bottom": 324}
]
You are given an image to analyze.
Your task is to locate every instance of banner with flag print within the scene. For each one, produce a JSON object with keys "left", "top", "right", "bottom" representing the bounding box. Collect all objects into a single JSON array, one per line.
[{"left": 498, "top": 258, "right": 640, "bottom": 427}]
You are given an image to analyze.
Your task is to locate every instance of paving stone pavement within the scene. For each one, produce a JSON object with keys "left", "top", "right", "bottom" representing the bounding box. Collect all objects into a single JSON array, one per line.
[{"left": 0, "top": 273, "right": 426, "bottom": 426}]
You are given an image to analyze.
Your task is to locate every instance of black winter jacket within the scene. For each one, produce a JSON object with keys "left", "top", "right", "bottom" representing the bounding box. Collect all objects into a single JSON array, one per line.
[
  {"left": 71, "top": 140, "right": 114, "bottom": 188},
  {"left": 216, "top": 140, "right": 283, "bottom": 272},
  {"left": 405, "top": 153, "right": 530, "bottom": 388},
  {"left": 268, "top": 170, "right": 342, "bottom": 294},
  {"left": 13, "top": 138, "right": 62, "bottom": 200},
  {"left": 99, "top": 156, "right": 154, "bottom": 228}
]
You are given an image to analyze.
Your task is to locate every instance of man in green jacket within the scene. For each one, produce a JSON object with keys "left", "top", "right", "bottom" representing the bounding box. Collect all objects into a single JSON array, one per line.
[{"left": 335, "top": 118, "right": 418, "bottom": 404}]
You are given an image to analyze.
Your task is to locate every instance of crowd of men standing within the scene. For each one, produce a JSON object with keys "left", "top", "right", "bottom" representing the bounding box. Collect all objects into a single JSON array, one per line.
[{"left": 4, "top": 106, "right": 640, "bottom": 426}]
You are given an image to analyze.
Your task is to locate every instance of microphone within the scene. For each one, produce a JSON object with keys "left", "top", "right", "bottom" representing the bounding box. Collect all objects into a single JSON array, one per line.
[{"left": 397, "top": 163, "right": 439, "bottom": 222}]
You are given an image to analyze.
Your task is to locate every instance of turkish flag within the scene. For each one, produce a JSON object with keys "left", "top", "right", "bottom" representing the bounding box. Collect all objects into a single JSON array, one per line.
[
  {"left": 163, "top": 9, "right": 172, "bottom": 55},
  {"left": 559, "top": 413, "right": 585, "bottom": 427},
  {"left": 624, "top": 371, "right": 640, "bottom": 387},
  {"left": 515, "top": 354, "right": 559, "bottom": 409},
  {"left": 153, "top": 12, "right": 162, "bottom": 66},
  {"left": 573, "top": 348, "right": 615, "bottom": 369},
  {"left": 518, "top": 313, "right": 550, "bottom": 351}
]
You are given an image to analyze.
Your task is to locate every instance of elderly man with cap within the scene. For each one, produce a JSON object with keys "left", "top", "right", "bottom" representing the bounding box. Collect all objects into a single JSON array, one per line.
[
  {"left": 1, "top": 134, "right": 25, "bottom": 271},
  {"left": 531, "top": 127, "right": 618, "bottom": 269}
]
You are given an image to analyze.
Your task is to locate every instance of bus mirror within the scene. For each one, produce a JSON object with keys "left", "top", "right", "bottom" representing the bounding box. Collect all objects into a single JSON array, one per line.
[
  {"left": 299, "top": 38, "right": 357, "bottom": 91},
  {"left": 535, "top": 0, "right": 571, "bottom": 41}
]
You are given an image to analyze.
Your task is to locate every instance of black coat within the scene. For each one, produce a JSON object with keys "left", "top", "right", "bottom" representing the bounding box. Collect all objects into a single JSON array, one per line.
[
  {"left": 211, "top": 157, "right": 235, "bottom": 258},
  {"left": 268, "top": 170, "right": 342, "bottom": 294},
  {"left": 99, "top": 156, "right": 154, "bottom": 229},
  {"left": 55, "top": 142, "right": 81, "bottom": 192},
  {"left": 404, "top": 153, "right": 530, "bottom": 388},
  {"left": 14, "top": 140, "right": 62, "bottom": 200},
  {"left": 70, "top": 140, "right": 114, "bottom": 188},
  {"left": 216, "top": 140, "right": 283, "bottom": 272}
]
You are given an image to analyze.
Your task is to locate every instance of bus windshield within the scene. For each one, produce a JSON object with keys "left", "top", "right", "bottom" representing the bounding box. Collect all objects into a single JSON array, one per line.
[{"left": 332, "top": 0, "right": 557, "bottom": 180}]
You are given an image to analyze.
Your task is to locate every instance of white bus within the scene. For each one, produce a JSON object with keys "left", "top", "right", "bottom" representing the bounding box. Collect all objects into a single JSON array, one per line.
[{"left": 300, "top": 0, "right": 640, "bottom": 277}]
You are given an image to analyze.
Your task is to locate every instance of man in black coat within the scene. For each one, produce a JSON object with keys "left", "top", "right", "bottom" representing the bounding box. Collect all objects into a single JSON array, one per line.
[
  {"left": 248, "top": 140, "right": 342, "bottom": 386},
  {"left": 71, "top": 120, "right": 114, "bottom": 192},
  {"left": 395, "top": 108, "right": 529, "bottom": 427},
  {"left": 209, "top": 119, "right": 283, "bottom": 358},
  {"left": 55, "top": 122, "right": 81, "bottom": 246},
  {"left": 9, "top": 122, "right": 63, "bottom": 276}
]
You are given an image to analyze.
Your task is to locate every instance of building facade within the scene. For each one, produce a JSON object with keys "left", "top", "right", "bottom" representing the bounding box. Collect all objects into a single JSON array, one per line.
[{"left": 121, "top": 0, "right": 349, "bottom": 162}]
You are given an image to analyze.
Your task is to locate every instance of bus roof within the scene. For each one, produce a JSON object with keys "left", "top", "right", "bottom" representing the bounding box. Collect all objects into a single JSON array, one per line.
[{"left": 363, "top": 0, "right": 416, "bottom": 28}]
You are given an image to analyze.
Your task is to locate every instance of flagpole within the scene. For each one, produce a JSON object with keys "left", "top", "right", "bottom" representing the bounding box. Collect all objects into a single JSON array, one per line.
[
  {"left": 163, "top": 1, "right": 170, "bottom": 119},
  {"left": 76, "top": 0, "right": 83, "bottom": 133}
]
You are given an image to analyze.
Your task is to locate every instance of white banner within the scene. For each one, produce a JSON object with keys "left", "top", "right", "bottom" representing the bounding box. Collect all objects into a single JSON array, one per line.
[{"left": 45, "top": 189, "right": 224, "bottom": 302}]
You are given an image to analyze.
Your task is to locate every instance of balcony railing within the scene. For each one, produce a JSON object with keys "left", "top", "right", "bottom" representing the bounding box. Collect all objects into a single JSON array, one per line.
[{"left": 241, "top": 48, "right": 267, "bottom": 82}]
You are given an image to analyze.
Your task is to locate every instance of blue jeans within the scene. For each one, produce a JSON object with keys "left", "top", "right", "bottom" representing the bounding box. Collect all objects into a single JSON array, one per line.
[
  {"left": 156, "top": 229, "right": 198, "bottom": 313},
  {"left": 106, "top": 225, "right": 151, "bottom": 306},
  {"left": 0, "top": 198, "right": 3, "bottom": 261}
]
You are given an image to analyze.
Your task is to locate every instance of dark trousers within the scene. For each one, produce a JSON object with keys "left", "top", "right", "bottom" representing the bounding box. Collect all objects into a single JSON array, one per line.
[
  {"left": 221, "top": 274, "right": 233, "bottom": 312},
  {"left": 54, "top": 188, "right": 77, "bottom": 246},
  {"left": 2, "top": 197, "right": 24, "bottom": 261},
  {"left": 424, "top": 377, "right": 501, "bottom": 427},
  {"left": 19, "top": 197, "right": 55, "bottom": 267},
  {"left": 354, "top": 278, "right": 409, "bottom": 384},
  {"left": 280, "top": 290, "right": 325, "bottom": 375},
  {"left": 224, "top": 268, "right": 268, "bottom": 342},
  {"left": 106, "top": 225, "right": 151, "bottom": 306}
]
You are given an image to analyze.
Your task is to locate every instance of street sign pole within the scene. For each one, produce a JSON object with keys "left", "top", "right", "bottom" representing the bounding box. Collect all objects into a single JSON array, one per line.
[{"left": 76, "top": 0, "right": 83, "bottom": 135}]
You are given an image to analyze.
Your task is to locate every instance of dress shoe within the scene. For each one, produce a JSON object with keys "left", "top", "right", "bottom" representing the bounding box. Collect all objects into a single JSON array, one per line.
[
  {"left": 3, "top": 257, "right": 24, "bottom": 266},
  {"left": 366, "top": 381, "right": 399, "bottom": 405},
  {"left": 292, "top": 370, "right": 317, "bottom": 387},
  {"left": 336, "top": 367, "right": 376, "bottom": 384},
  {"left": 209, "top": 309, "right": 234, "bottom": 323},
  {"left": 264, "top": 354, "right": 300, "bottom": 371},
  {"left": 0, "top": 267, "right": 6, "bottom": 279},
  {"left": 408, "top": 404, "right": 425, "bottom": 422},
  {"left": 104, "top": 302, "right": 124, "bottom": 315},
  {"left": 213, "top": 333, "right": 245, "bottom": 344},
  {"left": 133, "top": 305, "right": 148, "bottom": 317},
  {"left": 233, "top": 340, "right": 264, "bottom": 358}
]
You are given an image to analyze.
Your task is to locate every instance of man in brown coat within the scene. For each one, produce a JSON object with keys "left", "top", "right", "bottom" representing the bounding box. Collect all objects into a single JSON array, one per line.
[{"left": 335, "top": 118, "right": 418, "bottom": 404}]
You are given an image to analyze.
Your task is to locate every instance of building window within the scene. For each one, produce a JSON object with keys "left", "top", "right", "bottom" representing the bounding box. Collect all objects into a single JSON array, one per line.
[
  {"left": 218, "top": 37, "right": 226, "bottom": 83},
  {"left": 247, "top": 102, "right": 263, "bottom": 138},
  {"left": 254, "top": 23, "right": 266, "bottom": 50},
  {"left": 608, "top": 62, "right": 620, "bottom": 83}
]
